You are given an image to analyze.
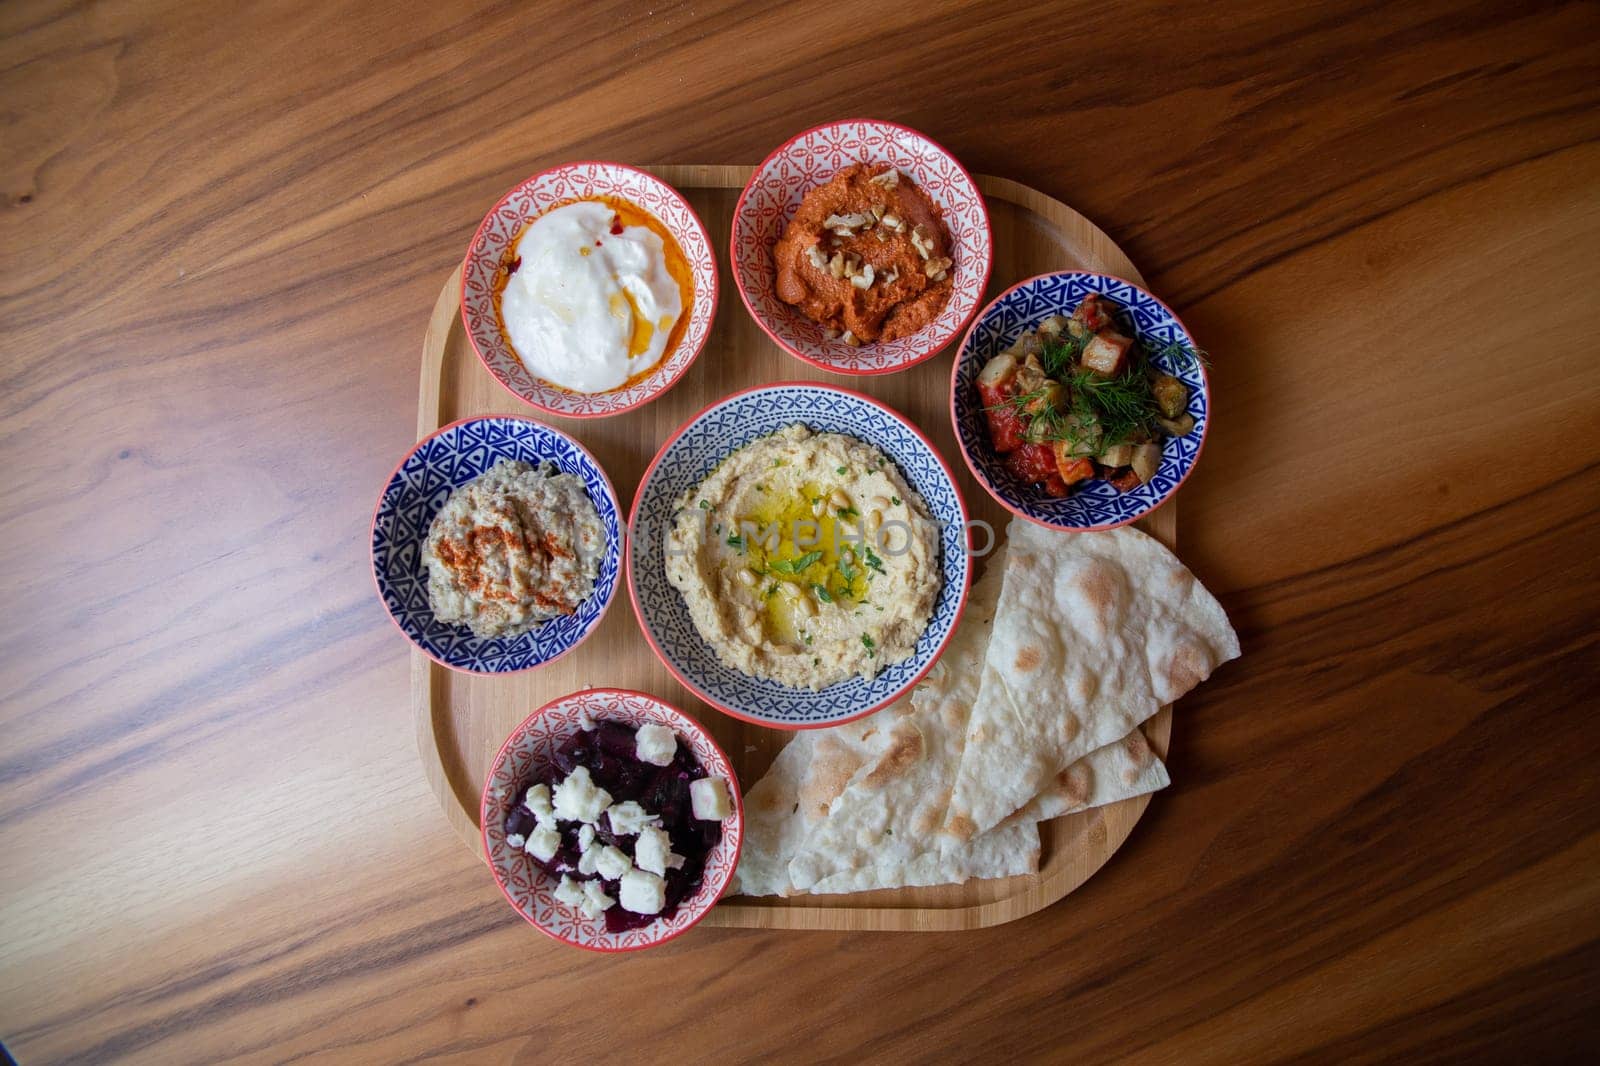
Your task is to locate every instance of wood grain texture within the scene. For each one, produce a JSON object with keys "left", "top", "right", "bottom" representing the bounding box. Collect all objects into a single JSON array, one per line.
[
  {"left": 413, "top": 168, "right": 1175, "bottom": 931},
  {"left": 3, "top": 0, "right": 1599, "bottom": 1062}
]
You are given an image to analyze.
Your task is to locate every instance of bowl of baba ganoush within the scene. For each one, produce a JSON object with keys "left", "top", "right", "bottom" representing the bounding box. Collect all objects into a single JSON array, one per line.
[
  {"left": 371, "top": 416, "right": 623, "bottom": 673},
  {"left": 731, "top": 119, "right": 992, "bottom": 376},
  {"left": 627, "top": 383, "right": 971, "bottom": 728},
  {"left": 462, "top": 162, "right": 718, "bottom": 418}
]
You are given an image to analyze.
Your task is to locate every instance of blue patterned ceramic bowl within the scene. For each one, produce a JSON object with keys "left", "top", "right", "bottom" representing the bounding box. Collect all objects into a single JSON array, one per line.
[
  {"left": 371, "top": 416, "right": 623, "bottom": 673},
  {"left": 628, "top": 383, "right": 971, "bottom": 729},
  {"left": 950, "top": 271, "right": 1210, "bottom": 531}
]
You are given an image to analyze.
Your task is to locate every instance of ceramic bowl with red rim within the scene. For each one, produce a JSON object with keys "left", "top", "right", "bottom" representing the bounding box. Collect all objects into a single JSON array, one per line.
[
  {"left": 370, "top": 416, "right": 623, "bottom": 673},
  {"left": 950, "top": 271, "right": 1211, "bottom": 532},
  {"left": 731, "top": 119, "right": 993, "bottom": 375},
  {"left": 461, "top": 162, "right": 718, "bottom": 418},
  {"left": 481, "top": 688, "right": 742, "bottom": 952},
  {"left": 627, "top": 382, "right": 971, "bottom": 729}
]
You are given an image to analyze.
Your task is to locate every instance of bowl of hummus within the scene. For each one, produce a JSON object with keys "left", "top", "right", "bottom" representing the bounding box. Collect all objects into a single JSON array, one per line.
[
  {"left": 462, "top": 162, "right": 718, "bottom": 418},
  {"left": 372, "top": 416, "right": 623, "bottom": 673},
  {"left": 628, "top": 383, "right": 971, "bottom": 728},
  {"left": 731, "top": 119, "right": 992, "bottom": 376}
]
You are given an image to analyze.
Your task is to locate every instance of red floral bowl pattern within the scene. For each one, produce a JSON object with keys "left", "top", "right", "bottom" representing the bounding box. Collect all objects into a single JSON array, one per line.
[
  {"left": 480, "top": 688, "right": 743, "bottom": 952},
  {"left": 731, "top": 119, "right": 994, "bottom": 375},
  {"left": 461, "top": 162, "right": 718, "bottom": 418}
]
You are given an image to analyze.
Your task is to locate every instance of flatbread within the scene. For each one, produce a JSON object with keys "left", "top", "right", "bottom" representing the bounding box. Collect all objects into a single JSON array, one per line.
[
  {"left": 783, "top": 552, "right": 1009, "bottom": 892},
  {"left": 942, "top": 520, "right": 1239, "bottom": 847},
  {"left": 733, "top": 542, "right": 1176, "bottom": 896},
  {"left": 1007, "top": 722, "right": 1169, "bottom": 824},
  {"left": 729, "top": 728, "right": 815, "bottom": 897}
]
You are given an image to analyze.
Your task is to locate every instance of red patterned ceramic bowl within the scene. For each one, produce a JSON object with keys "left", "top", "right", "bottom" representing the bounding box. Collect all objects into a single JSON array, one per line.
[
  {"left": 731, "top": 119, "right": 993, "bottom": 375},
  {"left": 461, "top": 162, "right": 718, "bottom": 418},
  {"left": 480, "top": 688, "right": 743, "bottom": 952}
]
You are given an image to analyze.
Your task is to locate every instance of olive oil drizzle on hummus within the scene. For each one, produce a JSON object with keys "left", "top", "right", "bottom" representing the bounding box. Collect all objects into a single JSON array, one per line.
[{"left": 731, "top": 482, "right": 873, "bottom": 644}]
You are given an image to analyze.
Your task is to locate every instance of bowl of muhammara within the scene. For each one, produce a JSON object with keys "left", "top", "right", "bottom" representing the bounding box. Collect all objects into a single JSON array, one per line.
[
  {"left": 731, "top": 119, "right": 992, "bottom": 375},
  {"left": 482, "top": 688, "right": 742, "bottom": 952},
  {"left": 461, "top": 162, "right": 717, "bottom": 417}
]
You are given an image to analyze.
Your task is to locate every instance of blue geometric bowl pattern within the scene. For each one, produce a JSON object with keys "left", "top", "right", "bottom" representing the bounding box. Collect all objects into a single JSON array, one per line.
[
  {"left": 951, "top": 272, "right": 1210, "bottom": 531},
  {"left": 629, "top": 384, "right": 971, "bottom": 728},
  {"left": 372, "top": 417, "right": 623, "bottom": 673}
]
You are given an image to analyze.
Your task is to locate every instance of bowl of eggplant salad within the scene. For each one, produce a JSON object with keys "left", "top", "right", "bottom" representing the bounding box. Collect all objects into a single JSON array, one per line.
[{"left": 951, "top": 272, "right": 1209, "bottom": 530}]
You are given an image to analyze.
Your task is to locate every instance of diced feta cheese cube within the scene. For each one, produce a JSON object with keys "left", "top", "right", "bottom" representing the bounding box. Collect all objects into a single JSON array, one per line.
[
  {"left": 690, "top": 776, "right": 734, "bottom": 821},
  {"left": 552, "top": 766, "right": 612, "bottom": 824},
  {"left": 577, "top": 824, "right": 596, "bottom": 853},
  {"left": 504, "top": 833, "right": 525, "bottom": 850},
  {"left": 635, "top": 723, "right": 678, "bottom": 767},
  {"left": 523, "top": 783, "right": 555, "bottom": 825},
  {"left": 594, "top": 845, "right": 632, "bottom": 881},
  {"left": 553, "top": 875, "right": 586, "bottom": 908},
  {"left": 580, "top": 879, "right": 614, "bottom": 919},
  {"left": 606, "top": 801, "right": 660, "bottom": 836},
  {"left": 524, "top": 826, "right": 561, "bottom": 862},
  {"left": 634, "top": 825, "right": 685, "bottom": 877},
  {"left": 619, "top": 869, "right": 666, "bottom": 915},
  {"left": 577, "top": 847, "right": 600, "bottom": 876}
]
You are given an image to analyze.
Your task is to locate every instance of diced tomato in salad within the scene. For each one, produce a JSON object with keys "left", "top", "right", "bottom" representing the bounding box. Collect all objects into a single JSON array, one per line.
[
  {"left": 976, "top": 380, "right": 1026, "bottom": 453},
  {"left": 1072, "top": 294, "right": 1117, "bottom": 333},
  {"left": 1004, "top": 443, "right": 1069, "bottom": 497}
]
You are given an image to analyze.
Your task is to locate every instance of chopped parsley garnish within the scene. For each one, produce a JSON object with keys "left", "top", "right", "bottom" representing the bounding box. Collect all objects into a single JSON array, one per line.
[
  {"left": 837, "top": 554, "right": 857, "bottom": 582},
  {"left": 864, "top": 547, "right": 885, "bottom": 574},
  {"left": 890, "top": 496, "right": 901, "bottom": 506},
  {"left": 835, "top": 465, "right": 848, "bottom": 475},
  {"left": 768, "top": 551, "right": 822, "bottom": 575},
  {"left": 861, "top": 633, "right": 876, "bottom": 656},
  {"left": 764, "top": 584, "right": 779, "bottom": 598},
  {"left": 698, "top": 499, "right": 711, "bottom": 510},
  {"left": 726, "top": 534, "right": 744, "bottom": 550},
  {"left": 811, "top": 583, "right": 834, "bottom": 603},
  {"left": 836, "top": 506, "right": 858, "bottom": 519}
]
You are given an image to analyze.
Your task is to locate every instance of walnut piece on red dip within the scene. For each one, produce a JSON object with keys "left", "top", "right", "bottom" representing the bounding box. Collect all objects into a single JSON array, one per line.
[{"left": 773, "top": 164, "right": 954, "bottom": 346}]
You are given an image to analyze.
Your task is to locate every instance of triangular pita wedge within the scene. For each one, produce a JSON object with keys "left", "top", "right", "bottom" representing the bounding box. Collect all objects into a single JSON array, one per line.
[
  {"left": 942, "top": 520, "right": 1238, "bottom": 846},
  {"left": 781, "top": 552, "right": 1009, "bottom": 891}
]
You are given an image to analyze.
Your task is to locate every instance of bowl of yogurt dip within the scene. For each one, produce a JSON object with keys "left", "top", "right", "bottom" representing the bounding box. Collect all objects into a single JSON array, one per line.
[{"left": 462, "top": 162, "right": 718, "bottom": 418}]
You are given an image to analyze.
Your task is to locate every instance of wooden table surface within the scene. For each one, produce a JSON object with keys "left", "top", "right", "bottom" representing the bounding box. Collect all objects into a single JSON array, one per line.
[{"left": 3, "top": 1, "right": 1598, "bottom": 1061}]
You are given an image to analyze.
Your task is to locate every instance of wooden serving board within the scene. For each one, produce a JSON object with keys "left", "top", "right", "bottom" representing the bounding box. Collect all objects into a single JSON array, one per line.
[{"left": 414, "top": 164, "right": 1174, "bottom": 932}]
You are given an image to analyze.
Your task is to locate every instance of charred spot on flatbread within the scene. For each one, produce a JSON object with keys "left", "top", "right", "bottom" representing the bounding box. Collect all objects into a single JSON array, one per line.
[
  {"left": 1069, "top": 560, "right": 1126, "bottom": 638},
  {"left": 944, "top": 813, "right": 978, "bottom": 842},
  {"left": 1162, "top": 639, "right": 1211, "bottom": 700},
  {"left": 1014, "top": 645, "right": 1043, "bottom": 672},
  {"left": 861, "top": 723, "right": 924, "bottom": 789},
  {"left": 913, "top": 791, "right": 951, "bottom": 836},
  {"left": 1054, "top": 762, "right": 1093, "bottom": 805},
  {"left": 800, "top": 736, "right": 863, "bottom": 819},
  {"left": 1124, "top": 729, "right": 1152, "bottom": 766}
]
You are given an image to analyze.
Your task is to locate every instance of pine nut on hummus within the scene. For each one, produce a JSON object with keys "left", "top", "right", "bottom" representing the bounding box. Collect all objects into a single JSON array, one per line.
[
  {"left": 665, "top": 424, "right": 942, "bottom": 689},
  {"left": 423, "top": 459, "right": 605, "bottom": 638}
]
